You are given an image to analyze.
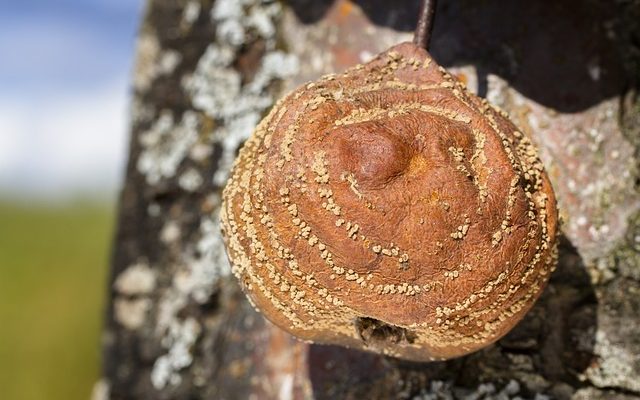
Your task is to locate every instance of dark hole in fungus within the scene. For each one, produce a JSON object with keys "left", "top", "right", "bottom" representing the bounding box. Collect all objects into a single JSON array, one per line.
[{"left": 355, "top": 317, "right": 416, "bottom": 346}]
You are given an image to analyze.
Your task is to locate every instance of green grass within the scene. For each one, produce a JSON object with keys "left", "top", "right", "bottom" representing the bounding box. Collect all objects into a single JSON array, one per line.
[{"left": 0, "top": 200, "right": 115, "bottom": 400}]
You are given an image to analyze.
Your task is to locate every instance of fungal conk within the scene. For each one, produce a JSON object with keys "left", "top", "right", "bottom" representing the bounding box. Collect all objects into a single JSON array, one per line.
[{"left": 220, "top": 2, "right": 558, "bottom": 361}]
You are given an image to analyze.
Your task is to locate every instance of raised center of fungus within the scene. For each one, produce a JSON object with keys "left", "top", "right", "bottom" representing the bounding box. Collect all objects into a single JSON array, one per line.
[{"left": 334, "top": 123, "right": 412, "bottom": 190}]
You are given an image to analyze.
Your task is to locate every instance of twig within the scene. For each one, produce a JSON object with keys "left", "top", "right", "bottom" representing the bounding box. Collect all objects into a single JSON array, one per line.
[{"left": 413, "top": 0, "right": 438, "bottom": 50}]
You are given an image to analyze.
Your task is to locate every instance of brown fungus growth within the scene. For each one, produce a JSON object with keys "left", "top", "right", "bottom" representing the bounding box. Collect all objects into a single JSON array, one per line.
[{"left": 219, "top": 39, "right": 558, "bottom": 361}]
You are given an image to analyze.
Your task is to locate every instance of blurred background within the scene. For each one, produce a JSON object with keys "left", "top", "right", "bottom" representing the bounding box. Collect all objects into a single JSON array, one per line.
[{"left": 0, "top": 0, "right": 143, "bottom": 399}]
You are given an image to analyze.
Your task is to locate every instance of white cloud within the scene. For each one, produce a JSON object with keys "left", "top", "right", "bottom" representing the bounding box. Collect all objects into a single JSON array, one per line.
[
  {"left": 0, "top": 104, "right": 24, "bottom": 173},
  {"left": 0, "top": 78, "right": 130, "bottom": 199}
]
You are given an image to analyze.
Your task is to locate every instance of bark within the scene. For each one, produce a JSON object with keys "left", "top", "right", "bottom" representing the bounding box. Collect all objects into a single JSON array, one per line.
[{"left": 96, "top": 1, "right": 640, "bottom": 399}]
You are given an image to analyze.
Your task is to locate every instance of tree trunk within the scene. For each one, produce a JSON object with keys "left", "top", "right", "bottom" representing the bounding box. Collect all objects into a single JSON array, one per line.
[{"left": 96, "top": 1, "right": 640, "bottom": 399}]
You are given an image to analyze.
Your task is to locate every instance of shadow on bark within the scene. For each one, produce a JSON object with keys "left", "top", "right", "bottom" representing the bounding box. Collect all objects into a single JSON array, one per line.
[
  {"left": 306, "top": 237, "right": 598, "bottom": 399},
  {"left": 289, "top": 0, "right": 635, "bottom": 113}
]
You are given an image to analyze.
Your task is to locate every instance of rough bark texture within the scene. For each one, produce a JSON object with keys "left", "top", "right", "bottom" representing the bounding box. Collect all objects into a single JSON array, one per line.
[{"left": 96, "top": 1, "right": 640, "bottom": 399}]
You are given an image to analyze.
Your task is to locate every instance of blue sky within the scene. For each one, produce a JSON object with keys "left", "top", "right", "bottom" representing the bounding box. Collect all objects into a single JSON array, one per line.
[{"left": 0, "top": 0, "right": 143, "bottom": 199}]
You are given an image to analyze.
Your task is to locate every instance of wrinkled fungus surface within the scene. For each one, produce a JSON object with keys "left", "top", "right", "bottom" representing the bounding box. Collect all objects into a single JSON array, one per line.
[{"left": 220, "top": 42, "right": 558, "bottom": 361}]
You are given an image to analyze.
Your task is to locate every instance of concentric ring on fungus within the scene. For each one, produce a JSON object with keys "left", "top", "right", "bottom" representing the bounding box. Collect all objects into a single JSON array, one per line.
[{"left": 220, "top": 42, "right": 558, "bottom": 361}]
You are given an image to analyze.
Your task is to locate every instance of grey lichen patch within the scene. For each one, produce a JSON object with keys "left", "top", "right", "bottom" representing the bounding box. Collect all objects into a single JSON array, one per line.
[
  {"left": 114, "top": 298, "right": 152, "bottom": 330},
  {"left": 152, "top": 208, "right": 231, "bottom": 387},
  {"left": 141, "top": 0, "right": 298, "bottom": 390},
  {"left": 131, "top": 96, "right": 156, "bottom": 126},
  {"left": 175, "top": 214, "right": 231, "bottom": 304},
  {"left": 211, "top": 111, "right": 262, "bottom": 188},
  {"left": 184, "top": 44, "right": 241, "bottom": 117},
  {"left": 573, "top": 387, "right": 633, "bottom": 400},
  {"left": 147, "top": 202, "right": 161, "bottom": 217},
  {"left": 585, "top": 329, "right": 640, "bottom": 393},
  {"left": 594, "top": 191, "right": 640, "bottom": 282},
  {"left": 113, "top": 263, "right": 156, "bottom": 330},
  {"left": 90, "top": 379, "right": 110, "bottom": 400},
  {"left": 178, "top": 168, "right": 204, "bottom": 192},
  {"left": 182, "top": 0, "right": 298, "bottom": 187},
  {"left": 158, "top": 50, "right": 182, "bottom": 76},
  {"left": 181, "top": 1, "right": 201, "bottom": 27},
  {"left": 208, "top": 50, "right": 299, "bottom": 187},
  {"left": 133, "top": 31, "right": 182, "bottom": 92},
  {"left": 133, "top": 31, "right": 161, "bottom": 91},
  {"left": 137, "top": 110, "right": 200, "bottom": 185},
  {"left": 155, "top": 214, "right": 231, "bottom": 333},
  {"left": 114, "top": 262, "right": 157, "bottom": 295},
  {"left": 411, "top": 379, "right": 547, "bottom": 400},
  {"left": 151, "top": 317, "right": 202, "bottom": 389},
  {"left": 160, "top": 220, "right": 181, "bottom": 244}
]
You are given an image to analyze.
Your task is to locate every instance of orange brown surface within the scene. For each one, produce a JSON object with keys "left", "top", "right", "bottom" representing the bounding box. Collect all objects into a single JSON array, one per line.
[{"left": 220, "top": 42, "right": 558, "bottom": 361}]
